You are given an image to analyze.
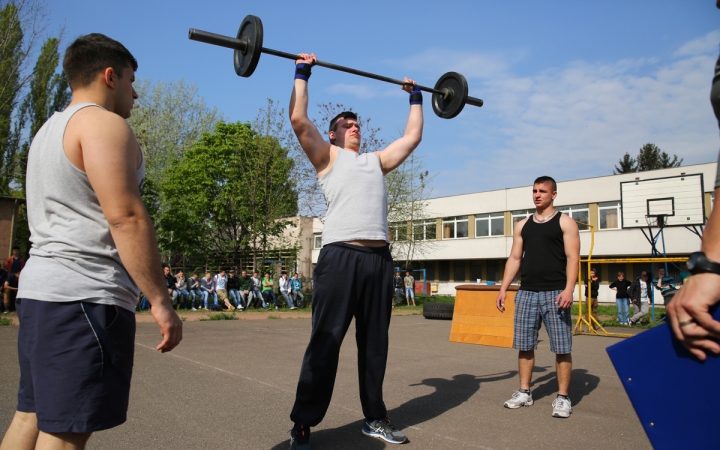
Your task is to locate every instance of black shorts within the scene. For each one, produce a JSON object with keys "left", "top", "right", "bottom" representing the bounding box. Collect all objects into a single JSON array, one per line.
[{"left": 16, "top": 298, "right": 136, "bottom": 433}]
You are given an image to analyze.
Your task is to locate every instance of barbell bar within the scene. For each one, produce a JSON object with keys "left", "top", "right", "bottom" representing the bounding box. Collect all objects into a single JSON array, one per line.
[{"left": 188, "top": 15, "right": 483, "bottom": 119}]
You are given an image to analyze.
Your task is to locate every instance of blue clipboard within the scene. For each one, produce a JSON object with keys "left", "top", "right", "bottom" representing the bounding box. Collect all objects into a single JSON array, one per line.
[{"left": 606, "top": 305, "right": 720, "bottom": 450}]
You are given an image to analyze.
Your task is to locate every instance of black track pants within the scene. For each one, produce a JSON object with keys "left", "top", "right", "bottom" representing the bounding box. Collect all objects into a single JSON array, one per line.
[{"left": 290, "top": 242, "right": 394, "bottom": 427}]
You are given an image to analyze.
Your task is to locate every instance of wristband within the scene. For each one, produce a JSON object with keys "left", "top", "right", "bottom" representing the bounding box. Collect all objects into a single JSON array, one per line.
[
  {"left": 295, "top": 63, "right": 312, "bottom": 81},
  {"left": 409, "top": 84, "right": 422, "bottom": 105}
]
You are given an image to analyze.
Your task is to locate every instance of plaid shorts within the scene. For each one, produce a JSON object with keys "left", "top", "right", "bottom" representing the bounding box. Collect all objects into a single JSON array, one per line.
[{"left": 513, "top": 289, "right": 572, "bottom": 354}]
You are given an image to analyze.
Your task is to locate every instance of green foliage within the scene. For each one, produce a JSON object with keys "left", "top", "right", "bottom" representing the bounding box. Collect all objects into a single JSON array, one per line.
[
  {"left": 0, "top": 316, "right": 12, "bottom": 326},
  {"left": 267, "top": 315, "right": 280, "bottom": 319},
  {"left": 0, "top": 2, "right": 24, "bottom": 194},
  {"left": 159, "top": 121, "right": 298, "bottom": 269},
  {"left": 205, "top": 312, "right": 238, "bottom": 321},
  {"left": 615, "top": 143, "right": 683, "bottom": 174},
  {"left": 613, "top": 152, "right": 637, "bottom": 174},
  {"left": 15, "top": 36, "right": 68, "bottom": 194}
]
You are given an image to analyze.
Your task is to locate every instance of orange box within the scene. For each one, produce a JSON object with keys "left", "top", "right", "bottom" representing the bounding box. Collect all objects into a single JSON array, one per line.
[{"left": 449, "top": 285, "right": 518, "bottom": 348}]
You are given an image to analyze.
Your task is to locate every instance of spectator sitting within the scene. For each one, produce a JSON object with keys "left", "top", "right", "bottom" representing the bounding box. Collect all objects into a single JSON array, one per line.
[
  {"left": 0, "top": 267, "right": 7, "bottom": 312},
  {"left": 393, "top": 271, "right": 404, "bottom": 306},
  {"left": 163, "top": 266, "right": 178, "bottom": 305},
  {"left": 213, "top": 270, "right": 235, "bottom": 310},
  {"left": 174, "top": 271, "right": 192, "bottom": 309},
  {"left": 262, "top": 272, "right": 279, "bottom": 310},
  {"left": 279, "top": 271, "right": 296, "bottom": 310},
  {"left": 238, "top": 270, "right": 254, "bottom": 309},
  {"left": 187, "top": 273, "right": 201, "bottom": 310},
  {"left": 3, "top": 271, "right": 20, "bottom": 314},
  {"left": 200, "top": 272, "right": 217, "bottom": 309},
  {"left": 4, "top": 246, "right": 25, "bottom": 276},
  {"left": 250, "top": 271, "right": 266, "bottom": 309},
  {"left": 291, "top": 273, "right": 305, "bottom": 309},
  {"left": 227, "top": 270, "right": 242, "bottom": 310}
]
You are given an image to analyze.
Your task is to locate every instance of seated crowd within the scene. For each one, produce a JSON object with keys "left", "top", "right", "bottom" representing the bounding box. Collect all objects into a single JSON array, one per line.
[{"left": 138, "top": 267, "right": 307, "bottom": 312}]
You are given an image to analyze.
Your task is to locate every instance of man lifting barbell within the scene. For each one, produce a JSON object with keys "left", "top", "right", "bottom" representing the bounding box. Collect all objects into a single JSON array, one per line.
[{"left": 287, "top": 53, "right": 422, "bottom": 449}]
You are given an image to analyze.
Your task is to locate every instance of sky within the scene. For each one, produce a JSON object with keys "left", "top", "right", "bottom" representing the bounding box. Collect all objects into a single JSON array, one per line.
[{"left": 44, "top": 0, "right": 720, "bottom": 198}]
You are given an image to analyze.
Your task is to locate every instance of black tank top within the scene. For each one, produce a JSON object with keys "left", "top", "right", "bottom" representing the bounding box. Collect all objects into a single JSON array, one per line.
[{"left": 520, "top": 212, "right": 567, "bottom": 291}]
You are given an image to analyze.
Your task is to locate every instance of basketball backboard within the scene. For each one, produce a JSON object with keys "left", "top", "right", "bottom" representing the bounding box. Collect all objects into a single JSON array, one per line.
[{"left": 620, "top": 174, "right": 705, "bottom": 228}]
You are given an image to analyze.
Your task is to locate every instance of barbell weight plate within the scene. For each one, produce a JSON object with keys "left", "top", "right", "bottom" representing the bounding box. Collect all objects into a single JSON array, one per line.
[
  {"left": 432, "top": 72, "right": 469, "bottom": 119},
  {"left": 234, "top": 15, "right": 263, "bottom": 78}
]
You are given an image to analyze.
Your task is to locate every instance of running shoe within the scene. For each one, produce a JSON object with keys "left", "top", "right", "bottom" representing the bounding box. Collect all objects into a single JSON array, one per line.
[
  {"left": 551, "top": 396, "right": 572, "bottom": 418},
  {"left": 362, "top": 418, "right": 408, "bottom": 444},
  {"left": 290, "top": 425, "right": 311, "bottom": 450},
  {"left": 503, "top": 390, "right": 534, "bottom": 408}
]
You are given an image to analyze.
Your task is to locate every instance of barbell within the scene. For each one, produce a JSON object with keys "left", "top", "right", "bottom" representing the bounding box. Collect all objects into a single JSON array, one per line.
[{"left": 188, "top": 15, "right": 484, "bottom": 119}]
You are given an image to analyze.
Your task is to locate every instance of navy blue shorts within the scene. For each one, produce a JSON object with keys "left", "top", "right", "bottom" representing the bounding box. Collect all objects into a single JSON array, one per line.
[{"left": 16, "top": 298, "right": 136, "bottom": 433}]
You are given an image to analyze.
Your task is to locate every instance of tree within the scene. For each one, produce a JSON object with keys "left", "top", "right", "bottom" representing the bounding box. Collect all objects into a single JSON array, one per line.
[
  {"left": 127, "top": 79, "right": 220, "bottom": 226},
  {"left": 615, "top": 143, "right": 683, "bottom": 174},
  {"left": 613, "top": 152, "right": 637, "bottom": 174},
  {"left": 159, "top": 121, "right": 298, "bottom": 270},
  {"left": 15, "top": 36, "right": 69, "bottom": 192},
  {"left": 0, "top": 2, "right": 24, "bottom": 194},
  {"left": 386, "top": 152, "right": 439, "bottom": 271}
]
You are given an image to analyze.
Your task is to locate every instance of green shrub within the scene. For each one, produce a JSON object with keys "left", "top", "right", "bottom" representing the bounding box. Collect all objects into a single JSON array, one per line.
[{"left": 0, "top": 317, "right": 12, "bottom": 326}]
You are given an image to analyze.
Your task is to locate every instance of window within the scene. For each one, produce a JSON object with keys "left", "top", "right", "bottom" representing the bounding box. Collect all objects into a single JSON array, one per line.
[
  {"left": 512, "top": 209, "right": 533, "bottom": 231},
  {"left": 487, "top": 260, "right": 500, "bottom": 282},
  {"left": 470, "top": 260, "right": 483, "bottom": 281},
  {"left": 476, "top": 213, "right": 505, "bottom": 237},
  {"left": 424, "top": 262, "right": 436, "bottom": 281},
  {"left": 557, "top": 204, "right": 589, "bottom": 230},
  {"left": 389, "top": 222, "right": 407, "bottom": 241},
  {"left": 598, "top": 202, "right": 620, "bottom": 230},
  {"left": 313, "top": 233, "right": 322, "bottom": 249},
  {"left": 412, "top": 220, "right": 436, "bottom": 241},
  {"left": 454, "top": 261, "right": 466, "bottom": 282},
  {"left": 442, "top": 216, "right": 468, "bottom": 239},
  {"left": 439, "top": 261, "right": 450, "bottom": 281}
]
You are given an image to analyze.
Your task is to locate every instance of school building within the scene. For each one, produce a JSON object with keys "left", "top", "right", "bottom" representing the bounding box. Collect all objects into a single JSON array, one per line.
[{"left": 289, "top": 162, "right": 717, "bottom": 304}]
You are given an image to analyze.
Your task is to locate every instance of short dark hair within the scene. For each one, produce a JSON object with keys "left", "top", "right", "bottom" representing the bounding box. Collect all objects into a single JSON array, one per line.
[
  {"left": 533, "top": 176, "right": 557, "bottom": 192},
  {"left": 12, "top": 246, "right": 19, "bottom": 251},
  {"left": 63, "top": 33, "right": 138, "bottom": 90},
  {"left": 328, "top": 111, "right": 358, "bottom": 144}
]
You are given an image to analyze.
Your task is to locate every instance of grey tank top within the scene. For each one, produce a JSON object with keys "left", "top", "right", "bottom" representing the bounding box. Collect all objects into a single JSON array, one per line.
[
  {"left": 18, "top": 103, "right": 144, "bottom": 312},
  {"left": 319, "top": 148, "right": 389, "bottom": 245}
]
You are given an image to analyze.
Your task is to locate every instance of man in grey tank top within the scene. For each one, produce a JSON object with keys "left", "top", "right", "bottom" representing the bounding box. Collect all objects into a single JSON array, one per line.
[
  {"left": 495, "top": 176, "right": 580, "bottom": 419},
  {"left": 1, "top": 34, "right": 182, "bottom": 450},
  {"left": 287, "top": 53, "right": 423, "bottom": 449}
]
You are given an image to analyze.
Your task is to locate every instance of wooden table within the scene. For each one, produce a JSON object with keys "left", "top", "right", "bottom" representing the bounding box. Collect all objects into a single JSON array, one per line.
[{"left": 450, "top": 284, "right": 519, "bottom": 348}]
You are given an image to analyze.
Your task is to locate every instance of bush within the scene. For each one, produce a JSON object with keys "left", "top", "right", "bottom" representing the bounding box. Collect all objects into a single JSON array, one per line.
[{"left": 0, "top": 317, "right": 12, "bottom": 326}]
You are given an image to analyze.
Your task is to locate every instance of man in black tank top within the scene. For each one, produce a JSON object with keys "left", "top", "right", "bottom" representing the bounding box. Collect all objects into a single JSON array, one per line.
[{"left": 496, "top": 176, "right": 580, "bottom": 418}]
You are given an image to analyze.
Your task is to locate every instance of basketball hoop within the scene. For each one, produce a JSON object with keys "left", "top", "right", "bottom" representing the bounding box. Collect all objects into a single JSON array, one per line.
[{"left": 646, "top": 214, "right": 666, "bottom": 228}]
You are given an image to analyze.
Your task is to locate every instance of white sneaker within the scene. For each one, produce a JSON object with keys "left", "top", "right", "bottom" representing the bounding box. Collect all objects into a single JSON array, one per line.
[
  {"left": 552, "top": 396, "right": 572, "bottom": 418},
  {"left": 290, "top": 306, "right": 297, "bottom": 310},
  {"left": 504, "top": 390, "right": 533, "bottom": 409},
  {"left": 191, "top": 307, "right": 197, "bottom": 311}
]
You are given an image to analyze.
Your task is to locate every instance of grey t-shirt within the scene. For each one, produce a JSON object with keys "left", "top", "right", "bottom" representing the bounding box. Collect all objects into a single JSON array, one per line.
[{"left": 19, "top": 103, "right": 144, "bottom": 312}]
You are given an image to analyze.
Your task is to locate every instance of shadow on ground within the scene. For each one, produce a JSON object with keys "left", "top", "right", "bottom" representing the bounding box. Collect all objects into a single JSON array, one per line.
[
  {"left": 270, "top": 371, "right": 517, "bottom": 449},
  {"left": 530, "top": 368, "right": 601, "bottom": 405}
]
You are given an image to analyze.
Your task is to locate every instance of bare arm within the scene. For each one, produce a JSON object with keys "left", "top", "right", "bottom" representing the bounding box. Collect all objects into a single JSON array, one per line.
[
  {"left": 668, "top": 186, "right": 720, "bottom": 360},
  {"left": 375, "top": 78, "right": 423, "bottom": 174},
  {"left": 71, "top": 108, "right": 182, "bottom": 352},
  {"left": 496, "top": 218, "right": 526, "bottom": 312},
  {"left": 289, "top": 53, "right": 332, "bottom": 173},
  {"left": 556, "top": 214, "right": 580, "bottom": 308}
]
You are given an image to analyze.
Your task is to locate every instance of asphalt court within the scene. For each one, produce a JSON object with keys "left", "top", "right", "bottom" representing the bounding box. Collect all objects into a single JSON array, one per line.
[{"left": 0, "top": 315, "right": 651, "bottom": 449}]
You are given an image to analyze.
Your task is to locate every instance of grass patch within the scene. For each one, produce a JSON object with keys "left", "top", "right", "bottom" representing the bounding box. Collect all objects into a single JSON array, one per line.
[
  {"left": 571, "top": 304, "right": 666, "bottom": 329},
  {"left": 267, "top": 315, "right": 280, "bottom": 320},
  {"left": 180, "top": 317, "right": 187, "bottom": 322},
  {"left": 205, "top": 312, "right": 238, "bottom": 321},
  {"left": 0, "top": 317, "right": 12, "bottom": 326}
]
